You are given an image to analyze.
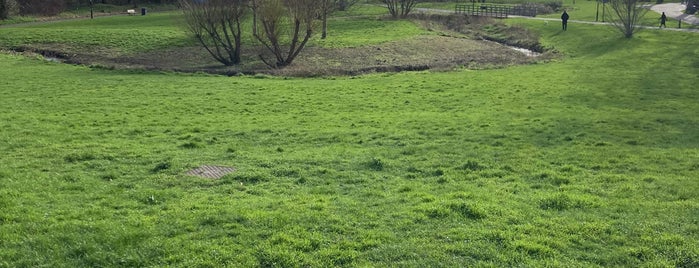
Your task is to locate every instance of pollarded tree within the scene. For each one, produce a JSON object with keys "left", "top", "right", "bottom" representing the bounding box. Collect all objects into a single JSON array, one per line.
[
  {"left": 606, "top": 0, "right": 648, "bottom": 38},
  {"left": 252, "top": 0, "right": 318, "bottom": 68},
  {"left": 383, "top": 0, "right": 419, "bottom": 19},
  {"left": 179, "top": 0, "right": 249, "bottom": 66}
]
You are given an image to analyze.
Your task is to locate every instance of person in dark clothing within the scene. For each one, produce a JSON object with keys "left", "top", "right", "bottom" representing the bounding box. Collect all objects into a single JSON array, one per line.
[
  {"left": 659, "top": 12, "right": 667, "bottom": 28},
  {"left": 561, "top": 10, "right": 570, "bottom": 31}
]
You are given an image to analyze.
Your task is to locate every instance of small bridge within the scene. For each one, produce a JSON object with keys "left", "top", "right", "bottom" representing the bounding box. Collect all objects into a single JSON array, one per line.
[{"left": 455, "top": 4, "right": 538, "bottom": 18}]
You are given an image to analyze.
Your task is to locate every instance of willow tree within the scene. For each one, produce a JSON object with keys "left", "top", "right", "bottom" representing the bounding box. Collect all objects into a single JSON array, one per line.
[
  {"left": 179, "top": 0, "right": 249, "bottom": 66},
  {"left": 252, "top": 0, "right": 318, "bottom": 68},
  {"left": 383, "top": 0, "right": 419, "bottom": 18},
  {"left": 606, "top": 0, "right": 648, "bottom": 38}
]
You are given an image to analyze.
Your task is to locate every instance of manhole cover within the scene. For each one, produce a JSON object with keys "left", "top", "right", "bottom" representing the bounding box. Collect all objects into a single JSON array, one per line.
[{"left": 186, "top": 165, "right": 236, "bottom": 179}]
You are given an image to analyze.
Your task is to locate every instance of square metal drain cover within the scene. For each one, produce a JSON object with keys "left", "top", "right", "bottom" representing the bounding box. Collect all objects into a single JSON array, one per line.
[{"left": 186, "top": 165, "right": 236, "bottom": 179}]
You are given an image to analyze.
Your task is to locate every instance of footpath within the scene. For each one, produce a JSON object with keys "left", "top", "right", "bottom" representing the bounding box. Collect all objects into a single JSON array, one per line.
[
  {"left": 417, "top": 3, "right": 699, "bottom": 33},
  {"left": 650, "top": 3, "right": 699, "bottom": 25}
]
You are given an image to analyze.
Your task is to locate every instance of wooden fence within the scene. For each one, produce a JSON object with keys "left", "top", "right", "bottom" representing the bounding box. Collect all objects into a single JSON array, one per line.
[{"left": 455, "top": 4, "right": 538, "bottom": 18}]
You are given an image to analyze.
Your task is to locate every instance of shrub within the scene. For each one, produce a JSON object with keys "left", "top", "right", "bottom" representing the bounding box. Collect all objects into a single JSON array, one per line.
[
  {"left": 19, "top": 0, "right": 65, "bottom": 16},
  {"left": 542, "top": 1, "right": 563, "bottom": 13},
  {"left": 0, "top": 0, "right": 19, "bottom": 19}
]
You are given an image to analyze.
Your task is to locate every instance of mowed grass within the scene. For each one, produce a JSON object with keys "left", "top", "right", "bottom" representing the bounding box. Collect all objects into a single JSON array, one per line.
[
  {"left": 1, "top": 7, "right": 699, "bottom": 268},
  {"left": 0, "top": 12, "right": 191, "bottom": 53},
  {"left": 0, "top": 8, "right": 427, "bottom": 56}
]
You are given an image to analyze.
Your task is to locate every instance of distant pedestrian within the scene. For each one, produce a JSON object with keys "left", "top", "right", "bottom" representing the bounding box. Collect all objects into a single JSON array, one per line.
[
  {"left": 659, "top": 12, "right": 667, "bottom": 28},
  {"left": 561, "top": 10, "right": 570, "bottom": 31}
]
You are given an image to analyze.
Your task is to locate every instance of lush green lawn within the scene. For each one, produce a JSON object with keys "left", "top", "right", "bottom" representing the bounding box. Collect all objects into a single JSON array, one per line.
[
  {"left": 0, "top": 10, "right": 429, "bottom": 56},
  {"left": 0, "top": 12, "right": 191, "bottom": 53},
  {"left": 1, "top": 5, "right": 698, "bottom": 267}
]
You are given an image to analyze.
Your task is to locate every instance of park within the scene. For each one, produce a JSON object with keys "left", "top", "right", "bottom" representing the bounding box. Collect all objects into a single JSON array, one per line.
[{"left": 1, "top": 0, "right": 698, "bottom": 266}]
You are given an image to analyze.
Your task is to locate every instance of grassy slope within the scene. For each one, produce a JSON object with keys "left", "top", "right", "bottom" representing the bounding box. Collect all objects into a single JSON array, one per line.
[
  {"left": 1, "top": 7, "right": 699, "bottom": 268},
  {"left": 0, "top": 12, "right": 191, "bottom": 53}
]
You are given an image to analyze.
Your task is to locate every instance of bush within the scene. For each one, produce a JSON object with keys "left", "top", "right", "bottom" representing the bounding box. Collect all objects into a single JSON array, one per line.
[
  {"left": 19, "top": 0, "right": 65, "bottom": 16},
  {"left": 543, "top": 1, "right": 563, "bottom": 13},
  {"left": 0, "top": 0, "right": 19, "bottom": 19}
]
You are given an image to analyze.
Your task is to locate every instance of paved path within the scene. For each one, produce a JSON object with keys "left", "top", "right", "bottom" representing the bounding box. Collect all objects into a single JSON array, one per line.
[
  {"left": 417, "top": 4, "right": 699, "bottom": 33},
  {"left": 507, "top": 15, "right": 699, "bottom": 33},
  {"left": 650, "top": 3, "right": 699, "bottom": 25}
]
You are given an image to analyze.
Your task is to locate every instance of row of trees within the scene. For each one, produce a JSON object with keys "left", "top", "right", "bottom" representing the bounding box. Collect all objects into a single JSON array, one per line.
[
  {"left": 0, "top": 0, "right": 180, "bottom": 17},
  {"left": 180, "top": 0, "right": 359, "bottom": 68},
  {"left": 1, "top": 0, "right": 417, "bottom": 18}
]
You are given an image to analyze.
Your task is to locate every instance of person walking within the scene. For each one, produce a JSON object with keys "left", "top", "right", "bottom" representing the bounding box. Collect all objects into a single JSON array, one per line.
[
  {"left": 561, "top": 10, "right": 570, "bottom": 31},
  {"left": 659, "top": 12, "right": 667, "bottom": 28}
]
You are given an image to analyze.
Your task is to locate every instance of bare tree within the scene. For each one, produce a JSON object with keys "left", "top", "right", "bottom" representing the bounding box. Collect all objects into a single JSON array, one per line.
[
  {"left": 606, "top": 0, "right": 648, "bottom": 38},
  {"left": 179, "top": 0, "right": 249, "bottom": 66},
  {"left": 252, "top": 0, "right": 318, "bottom": 68},
  {"left": 383, "top": 0, "right": 418, "bottom": 18}
]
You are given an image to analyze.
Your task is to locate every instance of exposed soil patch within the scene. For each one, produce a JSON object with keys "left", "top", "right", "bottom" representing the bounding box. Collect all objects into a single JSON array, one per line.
[{"left": 105, "top": 34, "right": 545, "bottom": 76}]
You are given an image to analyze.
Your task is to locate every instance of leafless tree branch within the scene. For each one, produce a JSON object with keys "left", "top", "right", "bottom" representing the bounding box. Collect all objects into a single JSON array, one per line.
[
  {"left": 606, "top": 0, "right": 648, "bottom": 38},
  {"left": 180, "top": 0, "right": 248, "bottom": 66},
  {"left": 252, "top": 0, "right": 318, "bottom": 68}
]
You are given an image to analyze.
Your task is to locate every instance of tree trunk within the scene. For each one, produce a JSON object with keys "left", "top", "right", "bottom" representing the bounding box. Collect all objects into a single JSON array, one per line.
[{"left": 321, "top": 11, "right": 327, "bottom": 39}]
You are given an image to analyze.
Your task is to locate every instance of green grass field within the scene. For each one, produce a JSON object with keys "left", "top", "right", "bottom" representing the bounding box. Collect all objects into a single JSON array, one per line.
[{"left": 1, "top": 2, "right": 698, "bottom": 267}]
